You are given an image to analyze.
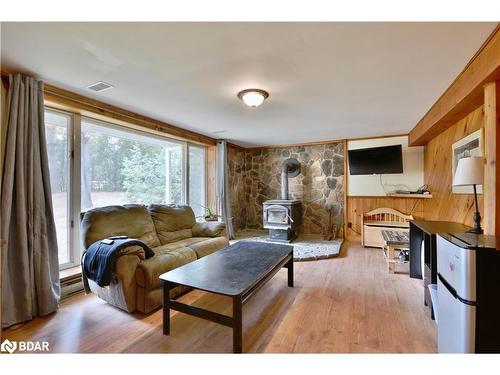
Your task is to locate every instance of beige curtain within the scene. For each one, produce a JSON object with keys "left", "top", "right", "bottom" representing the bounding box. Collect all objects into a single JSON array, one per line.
[{"left": 1, "top": 74, "right": 60, "bottom": 328}]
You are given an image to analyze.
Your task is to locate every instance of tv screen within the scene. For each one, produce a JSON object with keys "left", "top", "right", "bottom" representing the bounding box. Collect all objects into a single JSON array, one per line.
[{"left": 348, "top": 144, "right": 403, "bottom": 175}]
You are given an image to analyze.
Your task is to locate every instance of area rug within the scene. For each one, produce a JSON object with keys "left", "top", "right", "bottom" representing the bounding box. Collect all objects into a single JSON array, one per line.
[{"left": 233, "top": 230, "right": 344, "bottom": 261}]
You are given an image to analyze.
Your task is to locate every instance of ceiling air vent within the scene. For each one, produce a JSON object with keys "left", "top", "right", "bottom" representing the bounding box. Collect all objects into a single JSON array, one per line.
[{"left": 87, "top": 81, "right": 114, "bottom": 92}]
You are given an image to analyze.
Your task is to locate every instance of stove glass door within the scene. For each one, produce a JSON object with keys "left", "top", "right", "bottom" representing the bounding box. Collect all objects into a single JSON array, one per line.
[{"left": 265, "top": 205, "right": 288, "bottom": 225}]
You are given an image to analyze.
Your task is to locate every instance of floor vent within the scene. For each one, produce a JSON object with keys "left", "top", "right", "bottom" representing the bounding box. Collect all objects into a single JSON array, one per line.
[
  {"left": 87, "top": 81, "right": 114, "bottom": 92},
  {"left": 61, "top": 275, "right": 84, "bottom": 299}
]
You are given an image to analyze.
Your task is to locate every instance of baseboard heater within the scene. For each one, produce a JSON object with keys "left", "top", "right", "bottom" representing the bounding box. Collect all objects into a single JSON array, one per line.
[{"left": 61, "top": 274, "right": 84, "bottom": 299}]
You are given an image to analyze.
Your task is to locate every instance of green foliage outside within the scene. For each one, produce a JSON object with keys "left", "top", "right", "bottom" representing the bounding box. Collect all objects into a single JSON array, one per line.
[
  {"left": 45, "top": 123, "right": 68, "bottom": 193},
  {"left": 85, "top": 133, "right": 134, "bottom": 191},
  {"left": 122, "top": 143, "right": 182, "bottom": 204},
  {"left": 46, "top": 126, "right": 196, "bottom": 208},
  {"left": 82, "top": 132, "right": 183, "bottom": 206}
]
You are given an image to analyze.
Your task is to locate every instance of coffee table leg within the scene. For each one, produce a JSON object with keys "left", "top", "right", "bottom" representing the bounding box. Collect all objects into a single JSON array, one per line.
[
  {"left": 233, "top": 295, "right": 243, "bottom": 353},
  {"left": 287, "top": 255, "right": 294, "bottom": 287},
  {"left": 163, "top": 281, "right": 173, "bottom": 335}
]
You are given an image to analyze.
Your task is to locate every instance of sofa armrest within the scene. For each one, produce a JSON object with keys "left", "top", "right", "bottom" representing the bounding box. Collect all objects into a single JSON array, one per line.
[
  {"left": 84, "top": 250, "right": 143, "bottom": 313},
  {"left": 116, "top": 244, "right": 150, "bottom": 260},
  {"left": 192, "top": 221, "right": 226, "bottom": 237}
]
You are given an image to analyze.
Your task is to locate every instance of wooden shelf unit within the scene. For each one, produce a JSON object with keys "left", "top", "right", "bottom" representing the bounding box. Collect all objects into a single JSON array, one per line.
[
  {"left": 386, "top": 193, "right": 433, "bottom": 199},
  {"left": 348, "top": 194, "right": 432, "bottom": 199}
]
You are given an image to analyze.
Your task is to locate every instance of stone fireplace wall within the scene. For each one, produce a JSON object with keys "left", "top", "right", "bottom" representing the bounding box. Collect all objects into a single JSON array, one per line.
[
  {"left": 228, "top": 142, "right": 345, "bottom": 237},
  {"left": 227, "top": 145, "right": 248, "bottom": 232}
]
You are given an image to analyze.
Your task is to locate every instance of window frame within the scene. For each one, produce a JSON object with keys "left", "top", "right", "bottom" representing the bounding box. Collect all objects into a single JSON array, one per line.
[
  {"left": 44, "top": 108, "right": 77, "bottom": 270},
  {"left": 187, "top": 143, "right": 208, "bottom": 218},
  {"left": 44, "top": 106, "right": 208, "bottom": 270}
]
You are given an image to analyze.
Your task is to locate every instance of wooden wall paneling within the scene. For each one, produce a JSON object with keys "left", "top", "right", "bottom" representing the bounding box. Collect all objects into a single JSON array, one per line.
[
  {"left": 483, "top": 81, "right": 500, "bottom": 235},
  {"left": 422, "top": 107, "right": 484, "bottom": 226},
  {"left": 409, "top": 25, "right": 500, "bottom": 146},
  {"left": 346, "top": 197, "right": 424, "bottom": 241}
]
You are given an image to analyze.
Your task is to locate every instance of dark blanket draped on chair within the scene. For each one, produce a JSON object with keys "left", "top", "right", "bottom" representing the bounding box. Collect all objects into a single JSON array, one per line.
[{"left": 1, "top": 74, "right": 60, "bottom": 327}]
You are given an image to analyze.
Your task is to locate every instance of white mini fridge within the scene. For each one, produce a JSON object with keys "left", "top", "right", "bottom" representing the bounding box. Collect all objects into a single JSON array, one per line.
[{"left": 437, "top": 233, "right": 500, "bottom": 353}]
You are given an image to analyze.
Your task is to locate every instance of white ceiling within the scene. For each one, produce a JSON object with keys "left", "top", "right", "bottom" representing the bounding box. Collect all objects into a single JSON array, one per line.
[{"left": 1, "top": 22, "right": 496, "bottom": 147}]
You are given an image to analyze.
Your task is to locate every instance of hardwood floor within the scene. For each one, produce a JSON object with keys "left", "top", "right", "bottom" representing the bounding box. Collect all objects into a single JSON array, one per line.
[{"left": 1, "top": 242, "right": 436, "bottom": 353}]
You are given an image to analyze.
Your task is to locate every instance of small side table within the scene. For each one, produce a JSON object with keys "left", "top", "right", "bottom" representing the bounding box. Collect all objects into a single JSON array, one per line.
[{"left": 381, "top": 230, "right": 410, "bottom": 274}]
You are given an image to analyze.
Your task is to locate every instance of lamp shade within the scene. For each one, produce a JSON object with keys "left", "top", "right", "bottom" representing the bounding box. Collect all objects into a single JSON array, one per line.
[{"left": 453, "top": 156, "right": 484, "bottom": 186}]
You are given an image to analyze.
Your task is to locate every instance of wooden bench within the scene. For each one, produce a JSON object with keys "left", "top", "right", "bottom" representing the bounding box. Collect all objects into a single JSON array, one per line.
[{"left": 361, "top": 208, "right": 413, "bottom": 248}]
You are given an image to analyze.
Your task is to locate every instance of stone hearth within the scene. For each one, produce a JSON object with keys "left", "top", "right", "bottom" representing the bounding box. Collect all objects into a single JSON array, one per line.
[{"left": 233, "top": 230, "right": 343, "bottom": 261}]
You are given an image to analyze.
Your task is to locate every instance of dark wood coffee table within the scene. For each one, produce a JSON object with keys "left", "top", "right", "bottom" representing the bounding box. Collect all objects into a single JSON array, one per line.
[{"left": 159, "top": 240, "right": 294, "bottom": 353}]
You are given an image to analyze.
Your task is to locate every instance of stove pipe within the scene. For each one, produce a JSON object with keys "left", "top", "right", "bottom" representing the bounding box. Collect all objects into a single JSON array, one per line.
[
  {"left": 280, "top": 158, "right": 301, "bottom": 200},
  {"left": 281, "top": 167, "right": 289, "bottom": 200}
]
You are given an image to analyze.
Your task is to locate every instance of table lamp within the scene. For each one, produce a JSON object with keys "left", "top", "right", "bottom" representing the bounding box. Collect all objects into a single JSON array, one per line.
[{"left": 453, "top": 156, "right": 484, "bottom": 234}]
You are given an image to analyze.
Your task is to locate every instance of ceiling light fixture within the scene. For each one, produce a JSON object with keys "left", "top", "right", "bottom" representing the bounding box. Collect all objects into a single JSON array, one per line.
[{"left": 237, "top": 88, "right": 269, "bottom": 107}]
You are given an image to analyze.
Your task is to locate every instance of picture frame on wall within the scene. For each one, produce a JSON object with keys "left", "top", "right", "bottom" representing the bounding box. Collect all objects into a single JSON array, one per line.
[{"left": 452, "top": 128, "right": 483, "bottom": 194}]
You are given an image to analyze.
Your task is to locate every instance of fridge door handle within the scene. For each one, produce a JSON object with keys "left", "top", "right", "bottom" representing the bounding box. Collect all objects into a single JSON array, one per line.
[
  {"left": 438, "top": 273, "right": 457, "bottom": 298},
  {"left": 438, "top": 273, "right": 477, "bottom": 306}
]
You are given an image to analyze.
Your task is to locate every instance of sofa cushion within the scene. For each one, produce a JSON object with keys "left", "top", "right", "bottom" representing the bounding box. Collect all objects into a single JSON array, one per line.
[
  {"left": 135, "top": 247, "right": 197, "bottom": 289},
  {"left": 149, "top": 204, "right": 196, "bottom": 244},
  {"left": 152, "top": 237, "right": 208, "bottom": 255},
  {"left": 188, "top": 237, "right": 230, "bottom": 258},
  {"left": 192, "top": 221, "right": 226, "bottom": 237},
  {"left": 81, "top": 204, "right": 161, "bottom": 249}
]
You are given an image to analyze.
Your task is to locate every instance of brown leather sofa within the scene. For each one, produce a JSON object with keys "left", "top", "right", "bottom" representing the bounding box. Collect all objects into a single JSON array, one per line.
[{"left": 81, "top": 204, "right": 228, "bottom": 313}]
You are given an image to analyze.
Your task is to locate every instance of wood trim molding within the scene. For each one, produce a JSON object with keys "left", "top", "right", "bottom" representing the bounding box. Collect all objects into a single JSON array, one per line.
[
  {"left": 1, "top": 72, "right": 216, "bottom": 146},
  {"left": 409, "top": 24, "right": 500, "bottom": 146},
  {"left": 227, "top": 142, "right": 247, "bottom": 151},
  {"left": 245, "top": 139, "right": 345, "bottom": 151},
  {"left": 242, "top": 133, "right": 408, "bottom": 151},
  {"left": 483, "top": 81, "right": 500, "bottom": 235},
  {"left": 43, "top": 84, "right": 216, "bottom": 146}
]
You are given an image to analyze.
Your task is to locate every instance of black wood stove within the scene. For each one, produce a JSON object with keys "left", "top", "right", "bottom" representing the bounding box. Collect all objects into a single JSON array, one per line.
[{"left": 263, "top": 158, "right": 302, "bottom": 242}]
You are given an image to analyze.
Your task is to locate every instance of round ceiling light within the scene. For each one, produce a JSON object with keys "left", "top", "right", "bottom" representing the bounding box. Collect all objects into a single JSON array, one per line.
[{"left": 237, "top": 88, "right": 269, "bottom": 107}]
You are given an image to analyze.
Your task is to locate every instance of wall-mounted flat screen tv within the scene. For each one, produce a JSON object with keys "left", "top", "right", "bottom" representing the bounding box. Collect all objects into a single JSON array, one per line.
[{"left": 348, "top": 144, "right": 403, "bottom": 175}]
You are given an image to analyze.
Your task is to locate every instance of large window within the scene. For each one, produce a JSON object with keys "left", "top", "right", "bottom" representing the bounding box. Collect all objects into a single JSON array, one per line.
[
  {"left": 44, "top": 110, "right": 207, "bottom": 269},
  {"left": 81, "top": 119, "right": 184, "bottom": 211}
]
